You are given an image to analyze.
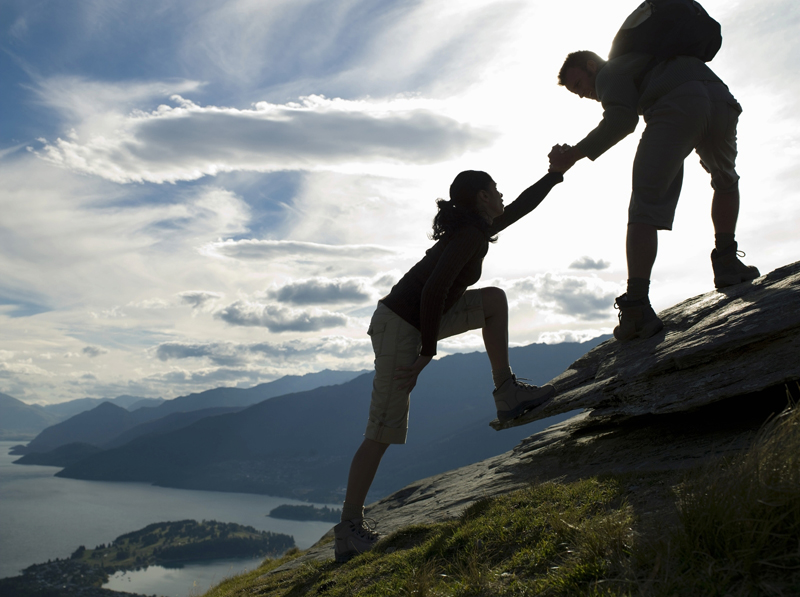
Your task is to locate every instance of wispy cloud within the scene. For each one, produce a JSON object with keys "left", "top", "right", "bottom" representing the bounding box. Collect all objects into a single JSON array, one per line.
[
  {"left": 33, "top": 94, "right": 496, "bottom": 184},
  {"left": 203, "top": 239, "right": 398, "bottom": 261}
]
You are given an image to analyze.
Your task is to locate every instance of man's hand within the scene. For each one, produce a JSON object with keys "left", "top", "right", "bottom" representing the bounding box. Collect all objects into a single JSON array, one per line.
[
  {"left": 394, "top": 355, "right": 433, "bottom": 392},
  {"left": 548, "top": 144, "right": 584, "bottom": 173}
]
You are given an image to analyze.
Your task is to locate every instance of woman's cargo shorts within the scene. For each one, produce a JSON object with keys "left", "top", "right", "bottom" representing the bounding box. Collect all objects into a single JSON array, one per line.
[{"left": 364, "top": 289, "right": 485, "bottom": 444}]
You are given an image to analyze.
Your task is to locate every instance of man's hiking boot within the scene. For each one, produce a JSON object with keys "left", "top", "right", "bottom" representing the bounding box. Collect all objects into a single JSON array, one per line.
[
  {"left": 613, "top": 294, "right": 664, "bottom": 342},
  {"left": 711, "top": 242, "right": 760, "bottom": 289},
  {"left": 493, "top": 375, "right": 555, "bottom": 422},
  {"left": 334, "top": 518, "right": 380, "bottom": 563}
]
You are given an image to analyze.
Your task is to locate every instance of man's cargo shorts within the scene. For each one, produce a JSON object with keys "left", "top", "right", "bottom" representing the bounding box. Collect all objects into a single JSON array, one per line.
[
  {"left": 629, "top": 80, "right": 742, "bottom": 230},
  {"left": 364, "top": 290, "right": 485, "bottom": 444}
]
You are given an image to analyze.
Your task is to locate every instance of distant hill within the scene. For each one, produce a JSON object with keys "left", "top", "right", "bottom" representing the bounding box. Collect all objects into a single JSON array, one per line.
[
  {"left": 0, "top": 393, "right": 59, "bottom": 440},
  {"left": 41, "top": 395, "right": 162, "bottom": 420},
  {"left": 56, "top": 338, "right": 608, "bottom": 502},
  {"left": 126, "top": 397, "right": 166, "bottom": 411},
  {"left": 15, "top": 369, "right": 368, "bottom": 455},
  {"left": 150, "top": 369, "right": 368, "bottom": 416},
  {"left": 22, "top": 402, "right": 155, "bottom": 454},
  {"left": 103, "top": 407, "right": 243, "bottom": 449},
  {"left": 13, "top": 407, "right": 245, "bottom": 466}
]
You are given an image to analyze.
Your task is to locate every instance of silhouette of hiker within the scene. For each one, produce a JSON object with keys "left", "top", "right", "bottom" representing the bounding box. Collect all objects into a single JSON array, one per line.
[
  {"left": 550, "top": 49, "right": 759, "bottom": 341},
  {"left": 334, "top": 154, "right": 568, "bottom": 563}
]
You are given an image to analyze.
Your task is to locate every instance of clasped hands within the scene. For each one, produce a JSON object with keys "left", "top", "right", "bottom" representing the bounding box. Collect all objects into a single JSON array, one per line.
[{"left": 548, "top": 143, "right": 578, "bottom": 173}]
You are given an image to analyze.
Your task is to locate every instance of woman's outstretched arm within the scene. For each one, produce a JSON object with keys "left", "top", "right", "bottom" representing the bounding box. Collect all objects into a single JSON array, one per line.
[{"left": 488, "top": 170, "right": 563, "bottom": 235}]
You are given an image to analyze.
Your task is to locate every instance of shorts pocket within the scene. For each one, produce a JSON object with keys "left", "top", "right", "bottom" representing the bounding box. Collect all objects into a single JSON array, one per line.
[{"left": 367, "top": 321, "right": 387, "bottom": 356}]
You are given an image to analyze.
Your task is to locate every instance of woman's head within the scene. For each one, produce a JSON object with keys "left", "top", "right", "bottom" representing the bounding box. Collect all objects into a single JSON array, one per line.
[
  {"left": 431, "top": 170, "right": 500, "bottom": 241},
  {"left": 449, "top": 170, "right": 495, "bottom": 211}
]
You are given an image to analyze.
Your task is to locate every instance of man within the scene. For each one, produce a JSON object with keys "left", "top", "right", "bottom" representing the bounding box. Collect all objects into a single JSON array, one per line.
[{"left": 550, "top": 49, "right": 759, "bottom": 341}]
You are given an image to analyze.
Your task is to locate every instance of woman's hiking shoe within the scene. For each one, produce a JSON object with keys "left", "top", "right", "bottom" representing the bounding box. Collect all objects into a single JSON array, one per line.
[
  {"left": 334, "top": 518, "right": 380, "bottom": 563},
  {"left": 711, "top": 242, "right": 760, "bottom": 288},
  {"left": 493, "top": 375, "right": 555, "bottom": 422},
  {"left": 613, "top": 293, "right": 664, "bottom": 342}
]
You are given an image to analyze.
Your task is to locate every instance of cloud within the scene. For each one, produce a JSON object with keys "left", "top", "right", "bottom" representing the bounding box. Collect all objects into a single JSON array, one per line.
[
  {"left": 179, "top": 291, "right": 223, "bottom": 309},
  {"left": 156, "top": 343, "right": 216, "bottom": 362},
  {"left": 569, "top": 256, "right": 610, "bottom": 270},
  {"left": 155, "top": 342, "right": 243, "bottom": 366},
  {"left": 32, "top": 76, "right": 204, "bottom": 126},
  {"left": 130, "top": 298, "right": 171, "bottom": 310},
  {"left": 505, "top": 274, "right": 620, "bottom": 321},
  {"left": 154, "top": 336, "right": 371, "bottom": 364},
  {"left": 268, "top": 277, "right": 373, "bottom": 306},
  {"left": 178, "top": 0, "right": 526, "bottom": 97},
  {"left": 0, "top": 361, "right": 53, "bottom": 376},
  {"left": 537, "top": 329, "right": 609, "bottom": 345},
  {"left": 215, "top": 301, "right": 349, "bottom": 332},
  {"left": 202, "top": 239, "right": 398, "bottom": 262},
  {"left": 34, "top": 94, "right": 496, "bottom": 184},
  {"left": 437, "top": 333, "right": 484, "bottom": 353},
  {"left": 154, "top": 367, "right": 266, "bottom": 386},
  {"left": 82, "top": 346, "right": 108, "bottom": 358}
]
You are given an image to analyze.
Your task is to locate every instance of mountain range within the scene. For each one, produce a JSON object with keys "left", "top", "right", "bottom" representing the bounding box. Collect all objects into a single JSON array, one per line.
[
  {"left": 7, "top": 369, "right": 367, "bottom": 453},
  {"left": 10, "top": 338, "right": 608, "bottom": 503}
]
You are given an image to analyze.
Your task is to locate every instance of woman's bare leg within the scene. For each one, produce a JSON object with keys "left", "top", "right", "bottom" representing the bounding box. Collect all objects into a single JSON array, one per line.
[
  {"left": 343, "top": 438, "right": 390, "bottom": 515},
  {"left": 481, "top": 286, "right": 510, "bottom": 372}
]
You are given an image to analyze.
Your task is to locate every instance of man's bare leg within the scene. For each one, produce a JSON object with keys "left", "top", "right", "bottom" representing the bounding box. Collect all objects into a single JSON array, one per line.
[
  {"left": 711, "top": 189, "right": 739, "bottom": 236},
  {"left": 709, "top": 187, "right": 758, "bottom": 287},
  {"left": 626, "top": 222, "right": 658, "bottom": 283},
  {"left": 614, "top": 222, "right": 664, "bottom": 341}
]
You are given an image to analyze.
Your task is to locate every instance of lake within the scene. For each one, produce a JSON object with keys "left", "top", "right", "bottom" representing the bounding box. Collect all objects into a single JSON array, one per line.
[{"left": 0, "top": 441, "right": 336, "bottom": 595}]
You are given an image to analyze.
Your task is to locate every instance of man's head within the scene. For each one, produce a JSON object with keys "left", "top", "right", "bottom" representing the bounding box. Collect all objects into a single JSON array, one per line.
[{"left": 558, "top": 51, "right": 606, "bottom": 101}]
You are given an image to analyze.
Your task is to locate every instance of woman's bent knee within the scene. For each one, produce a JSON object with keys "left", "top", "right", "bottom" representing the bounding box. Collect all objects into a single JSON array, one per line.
[{"left": 481, "top": 287, "right": 507, "bottom": 313}]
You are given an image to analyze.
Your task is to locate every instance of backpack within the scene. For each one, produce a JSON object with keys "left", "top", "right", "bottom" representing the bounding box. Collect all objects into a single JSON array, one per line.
[{"left": 608, "top": 0, "right": 722, "bottom": 66}]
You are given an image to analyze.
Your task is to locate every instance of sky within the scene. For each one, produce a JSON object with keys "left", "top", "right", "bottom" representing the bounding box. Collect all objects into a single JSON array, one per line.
[{"left": 1, "top": 0, "right": 798, "bottom": 405}]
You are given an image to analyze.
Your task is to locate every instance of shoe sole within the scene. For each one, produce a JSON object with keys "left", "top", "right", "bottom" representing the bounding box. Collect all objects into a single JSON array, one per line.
[
  {"left": 613, "top": 318, "right": 664, "bottom": 342},
  {"left": 496, "top": 385, "right": 555, "bottom": 422},
  {"left": 714, "top": 269, "right": 760, "bottom": 289},
  {"left": 334, "top": 537, "right": 379, "bottom": 563}
]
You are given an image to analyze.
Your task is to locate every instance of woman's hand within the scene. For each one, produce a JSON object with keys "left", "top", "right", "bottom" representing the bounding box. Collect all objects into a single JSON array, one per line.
[{"left": 394, "top": 355, "right": 433, "bottom": 392}]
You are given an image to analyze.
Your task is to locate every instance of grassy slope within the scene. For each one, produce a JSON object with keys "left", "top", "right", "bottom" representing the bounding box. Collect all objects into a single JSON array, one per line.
[{"left": 204, "top": 396, "right": 800, "bottom": 597}]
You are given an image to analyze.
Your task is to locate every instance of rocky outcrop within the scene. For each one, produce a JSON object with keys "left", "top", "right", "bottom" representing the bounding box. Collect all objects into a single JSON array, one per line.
[
  {"left": 269, "top": 261, "right": 800, "bottom": 572},
  {"left": 492, "top": 260, "right": 800, "bottom": 428}
]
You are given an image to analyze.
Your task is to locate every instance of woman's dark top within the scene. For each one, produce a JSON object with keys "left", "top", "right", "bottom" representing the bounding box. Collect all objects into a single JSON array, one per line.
[{"left": 381, "top": 171, "right": 563, "bottom": 356}]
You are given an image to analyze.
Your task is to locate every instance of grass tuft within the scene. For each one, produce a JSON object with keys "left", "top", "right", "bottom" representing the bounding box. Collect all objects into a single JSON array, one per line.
[{"left": 644, "top": 401, "right": 800, "bottom": 595}]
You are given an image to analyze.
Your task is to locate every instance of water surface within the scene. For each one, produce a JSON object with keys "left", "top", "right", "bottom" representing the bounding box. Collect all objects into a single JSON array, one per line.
[{"left": 0, "top": 441, "right": 334, "bottom": 593}]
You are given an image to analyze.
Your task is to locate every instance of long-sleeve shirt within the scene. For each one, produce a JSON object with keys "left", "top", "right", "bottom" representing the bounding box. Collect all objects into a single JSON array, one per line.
[
  {"left": 575, "top": 53, "right": 724, "bottom": 161},
  {"left": 381, "top": 171, "right": 563, "bottom": 356}
]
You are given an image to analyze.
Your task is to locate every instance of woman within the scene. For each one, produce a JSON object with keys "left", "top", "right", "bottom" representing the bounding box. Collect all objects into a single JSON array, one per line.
[{"left": 334, "top": 150, "right": 566, "bottom": 563}]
